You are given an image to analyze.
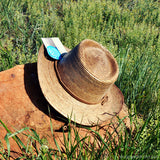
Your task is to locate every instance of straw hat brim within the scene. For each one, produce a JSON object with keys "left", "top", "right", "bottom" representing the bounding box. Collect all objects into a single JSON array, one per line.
[{"left": 37, "top": 45, "right": 124, "bottom": 126}]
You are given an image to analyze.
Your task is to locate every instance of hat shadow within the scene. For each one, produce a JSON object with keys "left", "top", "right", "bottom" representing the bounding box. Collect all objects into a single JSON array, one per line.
[{"left": 23, "top": 62, "right": 68, "bottom": 125}]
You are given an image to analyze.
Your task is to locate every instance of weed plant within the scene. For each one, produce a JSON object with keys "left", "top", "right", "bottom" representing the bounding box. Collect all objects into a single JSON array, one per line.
[{"left": 0, "top": 0, "right": 160, "bottom": 159}]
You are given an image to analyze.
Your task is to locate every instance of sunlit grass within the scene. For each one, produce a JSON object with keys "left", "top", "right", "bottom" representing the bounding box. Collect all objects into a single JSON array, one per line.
[{"left": 0, "top": 0, "right": 159, "bottom": 159}]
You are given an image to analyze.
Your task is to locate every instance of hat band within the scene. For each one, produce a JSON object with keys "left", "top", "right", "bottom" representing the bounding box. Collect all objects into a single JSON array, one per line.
[{"left": 54, "top": 60, "right": 103, "bottom": 105}]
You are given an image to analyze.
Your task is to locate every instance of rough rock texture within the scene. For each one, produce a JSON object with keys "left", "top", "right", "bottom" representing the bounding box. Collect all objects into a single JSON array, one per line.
[{"left": 0, "top": 63, "right": 133, "bottom": 159}]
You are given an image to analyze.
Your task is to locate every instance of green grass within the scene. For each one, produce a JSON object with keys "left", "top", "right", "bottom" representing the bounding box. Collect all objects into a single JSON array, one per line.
[{"left": 0, "top": 0, "right": 160, "bottom": 159}]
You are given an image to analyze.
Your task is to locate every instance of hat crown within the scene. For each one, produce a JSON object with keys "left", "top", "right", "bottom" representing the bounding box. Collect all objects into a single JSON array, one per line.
[
  {"left": 55, "top": 39, "right": 119, "bottom": 104},
  {"left": 79, "top": 40, "right": 118, "bottom": 82}
]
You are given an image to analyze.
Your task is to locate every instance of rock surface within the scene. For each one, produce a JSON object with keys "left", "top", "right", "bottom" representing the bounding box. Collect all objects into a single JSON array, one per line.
[{"left": 0, "top": 63, "right": 132, "bottom": 159}]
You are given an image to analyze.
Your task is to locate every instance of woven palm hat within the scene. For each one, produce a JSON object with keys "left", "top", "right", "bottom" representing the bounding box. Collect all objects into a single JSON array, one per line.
[{"left": 37, "top": 39, "right": 124, "bottom": 126}]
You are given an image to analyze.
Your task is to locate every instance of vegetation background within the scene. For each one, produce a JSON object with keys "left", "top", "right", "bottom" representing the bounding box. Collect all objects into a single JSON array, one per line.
[{"left": 0, "top": 0, "right": 159, "bottom": 159}]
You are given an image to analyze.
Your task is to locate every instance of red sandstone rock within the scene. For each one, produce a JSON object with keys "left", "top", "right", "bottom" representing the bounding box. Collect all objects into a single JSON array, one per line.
[{"left": 0, "top": 64, "right": 133, "bottom": 159}]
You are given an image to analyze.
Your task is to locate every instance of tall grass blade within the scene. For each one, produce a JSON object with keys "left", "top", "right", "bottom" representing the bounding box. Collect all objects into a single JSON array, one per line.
[
  {"left": 4, "top": 134, "right": 10, "bottom": 157},
  {"left": 48, "top": 105, "right": 62, "bottom": 155}
]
